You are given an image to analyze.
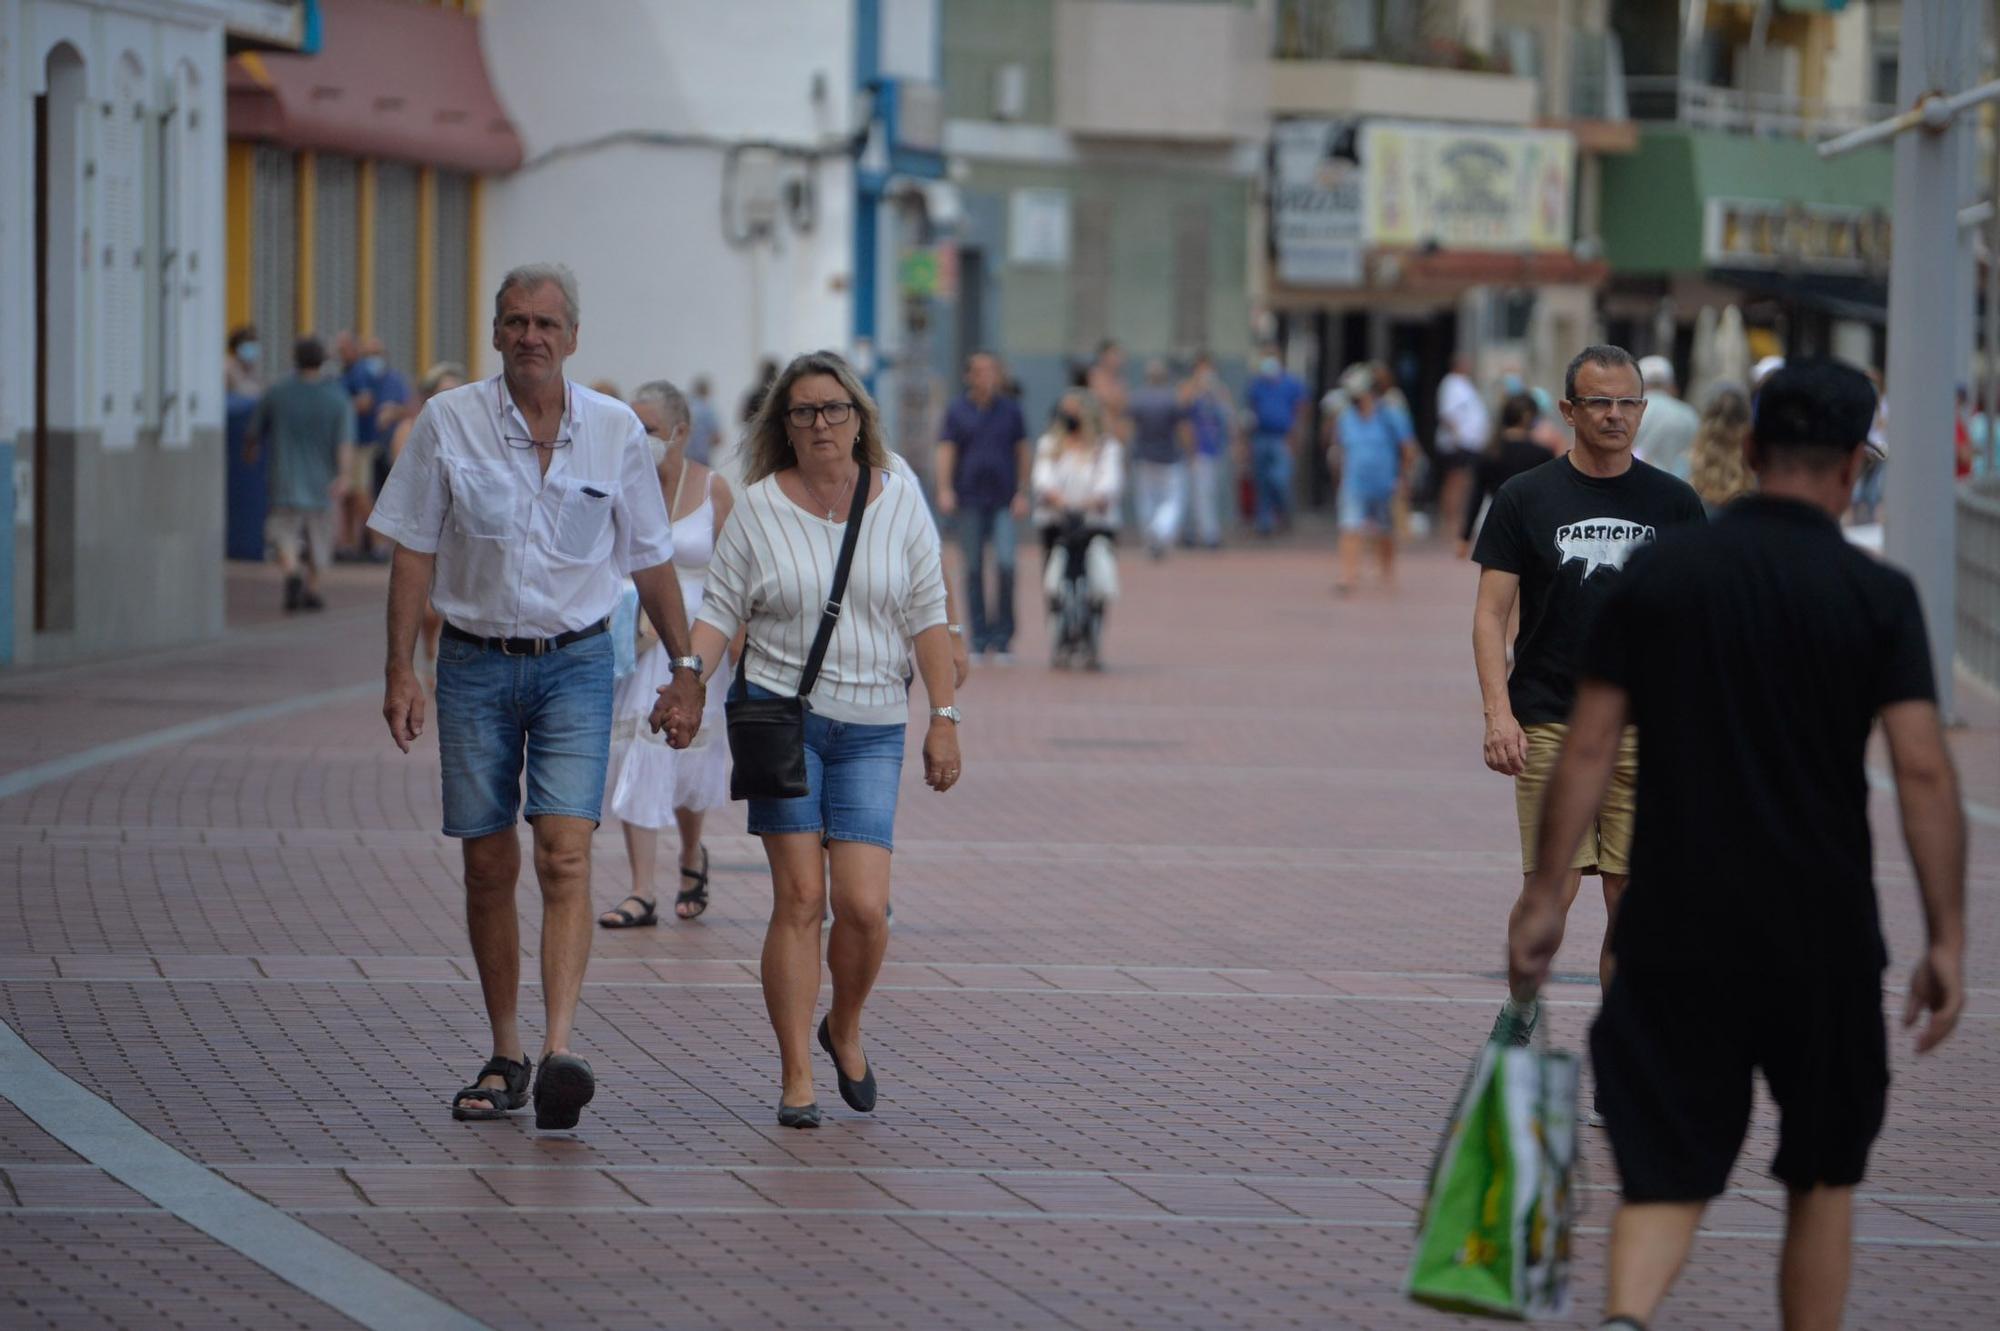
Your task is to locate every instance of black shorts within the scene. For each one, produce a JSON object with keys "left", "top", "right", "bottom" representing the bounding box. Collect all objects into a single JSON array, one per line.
[{"left": 1590, "top": 968, "right": 1888, "bottom": 1202}]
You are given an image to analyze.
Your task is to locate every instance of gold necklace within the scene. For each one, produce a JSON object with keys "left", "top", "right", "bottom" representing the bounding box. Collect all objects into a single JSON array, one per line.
[{"left": 801, "top": 466, "right": 857, "bottom": 520}]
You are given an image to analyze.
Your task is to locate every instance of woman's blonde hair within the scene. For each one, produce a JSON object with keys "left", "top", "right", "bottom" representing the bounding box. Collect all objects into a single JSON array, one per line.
[
  {"left": 1053, "top": 387, "right": 1104, "bottom": 444},
  {"left": 1689, "top": 386, "right": 1754, "bottom": 508},
  {"left": 741, "top": 351, "right": 891, "bottom": 484},
  {"left": 420, "top": 361, "right": 468, "bottom": 398}
]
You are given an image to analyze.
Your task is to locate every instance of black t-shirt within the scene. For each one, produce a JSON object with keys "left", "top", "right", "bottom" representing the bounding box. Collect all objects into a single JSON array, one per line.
[
  {"left": 1585, "top": 496, "right": 1937, "bottom": 975},
  {"left": 1472, "top": 455, "right": 1706, "bottom": 724}
]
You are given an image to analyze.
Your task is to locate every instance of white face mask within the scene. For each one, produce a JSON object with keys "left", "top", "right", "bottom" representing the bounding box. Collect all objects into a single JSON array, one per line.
[{"left": 1261, "top": 358, "right": 1281, "bottom": 377}]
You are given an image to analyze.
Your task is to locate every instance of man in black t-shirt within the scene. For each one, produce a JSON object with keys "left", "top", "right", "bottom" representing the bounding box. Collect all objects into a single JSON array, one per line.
[
  {"left": 1472, "top": 346, "right": 1706, "bottom": 999},
  {"left": 1506, "top": 360, "right": 1967, "bottom": 1331}
]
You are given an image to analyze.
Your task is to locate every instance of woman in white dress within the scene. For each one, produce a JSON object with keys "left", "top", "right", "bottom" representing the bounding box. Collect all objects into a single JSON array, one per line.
[{"left": 599, "top": 380, "right": 736, "bottom": 926}]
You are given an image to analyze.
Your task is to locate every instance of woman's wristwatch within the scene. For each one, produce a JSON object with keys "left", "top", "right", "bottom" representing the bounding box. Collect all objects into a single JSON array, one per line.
[
  {"left": 670, "top": 655, "right": 704, "bottom": 677},
  {"left": 930, "top": 706, "right": 961, "bottom": 724},
  {"left": 945, "top": 623, "right": 965, "bottom": 637}
]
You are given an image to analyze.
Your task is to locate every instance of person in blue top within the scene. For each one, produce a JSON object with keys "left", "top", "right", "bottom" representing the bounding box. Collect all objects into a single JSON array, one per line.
[
  {"left": 936, "top": 352, "right": 1031, "bottom": 660},
  {"left": 340, "top": 334, "right": 410, "bottom": 560},
  {"left": 1244, "top": 342, "right": 1308, "bottom": 535},
  {"left": 1332, "top": 363, "right": 1419, "bottom": 594},
  {"left": 1179, "top": 352, "right": 1236, "bottom": 549}
]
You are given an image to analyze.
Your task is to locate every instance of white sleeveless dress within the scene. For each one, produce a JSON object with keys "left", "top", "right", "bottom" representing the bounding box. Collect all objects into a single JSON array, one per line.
[{"left": 605, "top": 465, "right": 731, "bottom": 826}]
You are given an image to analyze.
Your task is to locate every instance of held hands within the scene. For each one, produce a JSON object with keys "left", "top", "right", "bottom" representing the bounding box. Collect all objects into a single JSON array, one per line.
[
  {"left": 649, "top": 670, "right": 706, "bottom": 749},
  {"left": 1010, "top": 493, "right": 1030, "bottom": 521},
  {"left": 1483, "top": 712, "right": 1528, "bottom": 776},
  {"left": 383, "top": 669, "right": 426, "bottom": 754},
  {"left": 1904, "top": 944, "right": 1965, "bottom": 1053},
  {"left": 923, "top": 717, "right": 962, "bottom": 793},
  {"left": 937, "top": 488, "right": 959, "bottom": 518}
]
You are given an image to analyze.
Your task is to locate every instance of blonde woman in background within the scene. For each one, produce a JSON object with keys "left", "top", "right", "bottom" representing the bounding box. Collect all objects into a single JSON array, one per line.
[
  {"left": 599, "top": 379, "right": 736, "bottom": 928},
  {"left": 388, "top": 362, "right": 467, "bottom": 678},
  {"left": 1689, "top": 387, "right": 1754, "bottom": 515}
]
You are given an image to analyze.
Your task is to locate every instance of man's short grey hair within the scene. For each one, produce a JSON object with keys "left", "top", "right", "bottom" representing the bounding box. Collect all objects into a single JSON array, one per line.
[
  {"left": 1564, "top": 344, "right": 1641, "bottom": 399},
  {"left": 632, "top": 379, "right": 690, "bottom": 432},
  {"left": 494, "top": 262, "right": 580, "bottom": 328}
]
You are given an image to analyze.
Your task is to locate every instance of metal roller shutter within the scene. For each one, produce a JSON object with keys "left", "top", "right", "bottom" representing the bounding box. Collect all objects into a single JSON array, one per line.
[
  {"left": 1068, "top": 195, "right": 1112, "bottom": 354},
  {"left": 1173, "top": 202, "right": 1211, "bottom": 355},
  {"left": 432, "top": 171, "right": 472, "bottom": 367},
  {"left": 251, "top": 147, "right": 296, "bottom": 362},
  {"left": 373, "top": 161, "right": 419, "bottom": 374},
  {"left": 313, "top": 153, "right": 360, "bottom": 342}
]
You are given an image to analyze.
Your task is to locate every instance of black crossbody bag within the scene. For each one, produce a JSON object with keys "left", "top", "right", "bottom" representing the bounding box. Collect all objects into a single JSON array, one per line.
[{"left": 725, "top": 471, "right": 870, "bottom": 801}]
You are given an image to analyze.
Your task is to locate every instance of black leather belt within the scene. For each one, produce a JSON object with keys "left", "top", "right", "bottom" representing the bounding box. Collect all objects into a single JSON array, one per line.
[{"left": 443, "top": 618, "right": 609, "bottom": 657}]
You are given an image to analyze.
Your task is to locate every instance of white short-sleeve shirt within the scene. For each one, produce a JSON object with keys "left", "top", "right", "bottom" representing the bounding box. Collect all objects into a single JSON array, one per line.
[{"left": 368, "top": 376, "right": 675, "bottom": 638}]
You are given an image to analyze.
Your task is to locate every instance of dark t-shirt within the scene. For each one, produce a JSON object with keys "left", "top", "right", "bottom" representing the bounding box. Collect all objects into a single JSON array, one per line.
[
  {"left": 1473, "top": 455, "right": 1706, "bottom": 724},
  {"left": 1461, "top": 435, "right": 1554, "bottom": 543},
  {"left": 1584, "top": 496, "right": 1937, "bottom": 974},
  {"left": 941, "top": 393, "right": 1028, "bottom": 510},
  {"left": 1128, "top": 385, "right": 1185, "bottom": 463}
]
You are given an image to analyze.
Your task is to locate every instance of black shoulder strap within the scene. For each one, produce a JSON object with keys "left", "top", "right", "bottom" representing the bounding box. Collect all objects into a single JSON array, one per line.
[{"left": 795, "top": 468, "right": 871, "bottom": 699}]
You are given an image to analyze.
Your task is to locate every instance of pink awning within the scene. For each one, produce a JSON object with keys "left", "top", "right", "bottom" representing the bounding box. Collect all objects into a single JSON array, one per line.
[{"left": 227, "top": 0, "right": 522, "bottom": 176}]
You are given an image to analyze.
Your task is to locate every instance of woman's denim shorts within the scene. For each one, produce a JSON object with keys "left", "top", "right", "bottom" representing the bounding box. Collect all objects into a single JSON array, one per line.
[{"left": 736, "top": 682, "right": 906, "bottom": 851}]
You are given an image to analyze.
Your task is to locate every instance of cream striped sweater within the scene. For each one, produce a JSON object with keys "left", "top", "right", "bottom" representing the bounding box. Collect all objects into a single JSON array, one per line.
[{"left": 695, "top": 467, "right": 947, "bottom": 725}]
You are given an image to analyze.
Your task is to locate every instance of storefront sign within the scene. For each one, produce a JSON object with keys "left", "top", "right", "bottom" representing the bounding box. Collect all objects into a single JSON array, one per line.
[
  {"left": 1270, "top": 118, "right": 1363, "bottom": 286},
  {"left": 1360, "top": 121, "right": 1574, "bottom": 252},
  {"left": 1703, "top": 198, "right": 1890, "bottom": 274}
]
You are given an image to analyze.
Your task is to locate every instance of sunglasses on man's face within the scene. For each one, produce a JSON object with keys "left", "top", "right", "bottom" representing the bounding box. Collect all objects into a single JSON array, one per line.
[{"left": 1568, "top": 396, "right": 1647, "bottom": 415}]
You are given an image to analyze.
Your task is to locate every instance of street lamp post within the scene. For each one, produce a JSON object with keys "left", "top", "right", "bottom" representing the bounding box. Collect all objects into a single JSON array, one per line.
[{"left": 1821, "top": 0, "right": 1992, "bottom": 720}]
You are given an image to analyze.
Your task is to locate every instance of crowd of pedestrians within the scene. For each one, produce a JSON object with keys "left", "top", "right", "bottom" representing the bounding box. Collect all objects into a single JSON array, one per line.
[{"left": 323, "top": 254, "right": 1971, "bottom": 1328}]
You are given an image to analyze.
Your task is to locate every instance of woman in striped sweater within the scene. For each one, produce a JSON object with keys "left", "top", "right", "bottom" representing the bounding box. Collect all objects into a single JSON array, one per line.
[{"left": 683, "top": 351, "right": 962, "bottom": 1127}]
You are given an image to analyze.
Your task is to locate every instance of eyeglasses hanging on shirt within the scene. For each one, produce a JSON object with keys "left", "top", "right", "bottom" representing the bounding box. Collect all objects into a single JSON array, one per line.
[{"left": 502, "top": 432, "right": 576, "bottom": 450}]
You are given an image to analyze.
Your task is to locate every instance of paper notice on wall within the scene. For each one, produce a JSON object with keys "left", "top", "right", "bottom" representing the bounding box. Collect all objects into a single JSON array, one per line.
[
  {"left": 1270, "top": 118, "right": 1363, "bottom": 287},
  {"left": 1361, "top": 121, "right": 1574, "bottom": 252}
]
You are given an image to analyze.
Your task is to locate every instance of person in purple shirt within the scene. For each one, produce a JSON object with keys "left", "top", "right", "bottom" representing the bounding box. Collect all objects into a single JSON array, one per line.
[{"left": 935, "top": 352, "right": 1030, "bottom": 660}]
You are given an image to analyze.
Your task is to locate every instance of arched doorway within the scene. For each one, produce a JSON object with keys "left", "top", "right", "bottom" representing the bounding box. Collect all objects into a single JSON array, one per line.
[{"left": 34, "top": 42, "right": 87, "bottom": 634}]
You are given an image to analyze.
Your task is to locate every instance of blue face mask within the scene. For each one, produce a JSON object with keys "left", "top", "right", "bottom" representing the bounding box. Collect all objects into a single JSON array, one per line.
[
  {"left": 1260, "top": 358, "right": 1281, "bottom": 377},
  {"left": 236, "top": 341, "right": 261, "bottom": 366},
  {"left": 361, "top": 355, "right": 387, "bottom": 377}
]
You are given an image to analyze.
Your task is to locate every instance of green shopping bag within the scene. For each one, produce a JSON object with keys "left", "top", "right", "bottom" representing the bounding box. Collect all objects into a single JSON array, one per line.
[{"left": 1404, "top": 1020, "right": 1580, "bottom": 1320}]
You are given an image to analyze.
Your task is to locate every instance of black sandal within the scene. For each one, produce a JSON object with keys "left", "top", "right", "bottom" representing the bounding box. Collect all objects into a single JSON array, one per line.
[
  {"left": 598, "top": 895, "right": 658, "bottom": 929},
  {"left": 533, "top": 1053, "right": 596, "bottom": 1130},
  {"left": 674, "top": 846, "right": 711, "bottom": 920},
  {"left": 450, "top": 1054, "right": 532, "bottom": 1121}
]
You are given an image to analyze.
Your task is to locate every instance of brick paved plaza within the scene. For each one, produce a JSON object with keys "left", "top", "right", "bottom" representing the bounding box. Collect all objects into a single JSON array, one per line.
[{"left": 1, "top": 539, "right": 1995, "bottom": 1330}]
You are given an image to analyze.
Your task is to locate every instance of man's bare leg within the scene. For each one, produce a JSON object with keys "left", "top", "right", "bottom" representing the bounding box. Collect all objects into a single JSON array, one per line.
[
  {"left": 1605, "top": 1200, "right": 1705, "bottom": 1326},
  {"left": 1780, "top": 1186, "right": 1854, "bottom": 1331},
  {"left": 1600, "top": 872, "right": 1628, "bottom": 992},
  {"left": 530, "top": 814, "right": 596, "bottom": 1056},
  {"left": 461, "top": 829, "right": 525, "bottom": 1104}
]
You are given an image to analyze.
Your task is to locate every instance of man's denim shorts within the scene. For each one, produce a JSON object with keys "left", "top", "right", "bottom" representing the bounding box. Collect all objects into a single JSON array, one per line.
[
  {"left": 433, "top": 629, "right": 615, "bottom": 838},
  {"left": 736, "top": 682, "right": 906, "bottom": 851}
]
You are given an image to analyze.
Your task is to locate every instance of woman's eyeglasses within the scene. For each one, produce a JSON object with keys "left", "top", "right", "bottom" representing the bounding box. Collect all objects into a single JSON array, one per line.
[{"left": 785, "top": 402, "right": 856, "bottom": 428}]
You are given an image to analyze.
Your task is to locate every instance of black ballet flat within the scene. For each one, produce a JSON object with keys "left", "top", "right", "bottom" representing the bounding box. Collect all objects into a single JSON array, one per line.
[
  {"left": 817, "top": 1016, "right": 877, "bottom": 1113},
  {"left": 777, "top": 1100, "right": 822, "bottom": 1129}
]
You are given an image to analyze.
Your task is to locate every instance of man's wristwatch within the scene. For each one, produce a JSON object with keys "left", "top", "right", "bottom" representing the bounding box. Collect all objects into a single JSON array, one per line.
[
  {"left": 945, "top": 623, "right": 965, "bottom": 638},
  {"left": 930, "top": 706, "right": 962, "bottom": 725},
  {"left": 669, "top": 655, "right": 704, "bottom": 678}
]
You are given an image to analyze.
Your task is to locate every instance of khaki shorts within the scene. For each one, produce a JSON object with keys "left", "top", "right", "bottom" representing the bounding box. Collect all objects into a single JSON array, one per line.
[
  {"left": 264, "top": 506, "right": 334, "bottom": 571},
  {"left": 1514, "top": 722, "right": 1639, "bottom": 876},
  {"left": 345, "top": 443, "right": 380, "bottom": 495}
]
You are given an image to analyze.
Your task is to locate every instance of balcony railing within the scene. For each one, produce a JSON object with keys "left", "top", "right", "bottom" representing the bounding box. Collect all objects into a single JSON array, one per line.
[
  {"left": 1626, "top": 76, "right": 1896, "bottom": 140},
  {"left": 1272, "top": 0, "right": 1504, "bottom": 72}
]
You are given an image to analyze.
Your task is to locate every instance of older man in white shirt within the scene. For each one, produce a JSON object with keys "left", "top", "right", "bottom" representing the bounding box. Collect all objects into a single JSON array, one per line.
[
  {"left": 1633, "top": 354, "right": 1701, "bottom": 480},
  {"left": 370, "top": 262, "right": 704, "bottom": 1132}
]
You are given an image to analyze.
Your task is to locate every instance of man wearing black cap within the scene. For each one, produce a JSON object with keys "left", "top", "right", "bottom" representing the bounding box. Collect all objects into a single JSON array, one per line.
[{"left": 1506, "top": 358, "right": 1968, "bottom": 1331}]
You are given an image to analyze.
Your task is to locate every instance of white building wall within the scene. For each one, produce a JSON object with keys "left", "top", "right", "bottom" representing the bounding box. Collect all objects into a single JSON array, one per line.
[
  {"left": 1, "top": 0, "right": 234, "bottom": 665},
  {"left": 477, "top": 0, "right": 861, "bottom": 472}
]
